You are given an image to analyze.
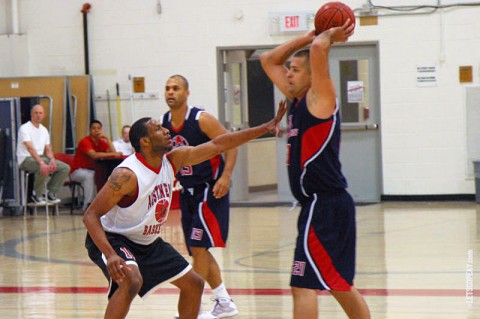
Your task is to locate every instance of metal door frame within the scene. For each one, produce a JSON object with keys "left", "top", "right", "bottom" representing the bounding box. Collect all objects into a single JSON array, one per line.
[{"left": 217, "top": 42, "right": 382, "bottom": 203}]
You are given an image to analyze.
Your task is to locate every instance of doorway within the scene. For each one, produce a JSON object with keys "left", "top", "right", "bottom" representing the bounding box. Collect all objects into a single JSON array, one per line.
[{"left": 217, "top": 42, "right": 382, "bottom": 204}]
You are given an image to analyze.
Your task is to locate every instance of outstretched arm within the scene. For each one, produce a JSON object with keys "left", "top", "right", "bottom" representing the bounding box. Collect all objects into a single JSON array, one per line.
[
  {"left": 170, "top": 100, "right": 287, "bottom": 171},
  {"left": 198, "top": 112, "right": 238, "bottom": 198}
]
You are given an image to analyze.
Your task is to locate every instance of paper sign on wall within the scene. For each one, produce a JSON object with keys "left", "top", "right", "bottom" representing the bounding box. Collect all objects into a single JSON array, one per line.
[
  {"left": 416, "top": 65, "right": 437, "bottom": 87},
  {"left": 347, "top": 81, "right": 364, "bottom": 103}
]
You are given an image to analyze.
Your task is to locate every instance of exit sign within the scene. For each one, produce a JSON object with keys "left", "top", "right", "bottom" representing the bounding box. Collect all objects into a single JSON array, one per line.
[{"left": 279, "top": 13, "right": 308, "bottom": 32}]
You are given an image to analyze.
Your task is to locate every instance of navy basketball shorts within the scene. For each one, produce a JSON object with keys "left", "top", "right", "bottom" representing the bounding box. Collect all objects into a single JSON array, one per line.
[
  {"left": 179, "top": 183, "right": 230, "bottom": 252},
  {"left": 290, "top": 190, "right": 356, "bottom": 291},
  {"left": 85, "top": 232, "right": 191, "bottom": 299}
]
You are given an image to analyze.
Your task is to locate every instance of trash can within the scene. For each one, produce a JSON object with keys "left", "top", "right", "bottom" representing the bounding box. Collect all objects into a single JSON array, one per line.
[{"left": 474, "top": 161, "right": 480, "bottom": 203}]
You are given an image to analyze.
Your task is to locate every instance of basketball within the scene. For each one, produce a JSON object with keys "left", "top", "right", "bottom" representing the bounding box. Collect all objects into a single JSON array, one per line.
[{"left": 314, "top": 2, "right": 355, "bottom": 35}]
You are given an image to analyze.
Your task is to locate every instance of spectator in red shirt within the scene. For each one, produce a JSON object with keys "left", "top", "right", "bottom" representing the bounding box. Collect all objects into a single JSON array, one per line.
[{"left": 71, "top": 120, "right": 122, "bottom": 210}]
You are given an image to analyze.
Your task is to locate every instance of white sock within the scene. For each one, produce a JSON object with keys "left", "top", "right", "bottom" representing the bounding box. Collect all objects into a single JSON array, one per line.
[{"left": 212, "top": 283, "right": 231, "bottom": 300}]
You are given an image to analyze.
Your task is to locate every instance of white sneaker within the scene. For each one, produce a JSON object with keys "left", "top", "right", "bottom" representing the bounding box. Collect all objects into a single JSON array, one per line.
[
  {"left": 198, "top": 311, "right": 219, "bottom": 319},
  {"left": 31, "top": 195, "right": 46, "bottom": 206},
  {"left": 47, "top": 192, "right": 61, "bottom": 204},
  {"left": 210, "top": 298, "right": 239, "bottom": 318},
  {"left": 173, "top": 312, "right": 218, "bottom": 319}
]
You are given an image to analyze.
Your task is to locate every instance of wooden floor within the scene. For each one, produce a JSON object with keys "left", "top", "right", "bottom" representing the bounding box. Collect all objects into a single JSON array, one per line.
[{"left": 0, "top": 201, "right": 479, "bottom": 318}]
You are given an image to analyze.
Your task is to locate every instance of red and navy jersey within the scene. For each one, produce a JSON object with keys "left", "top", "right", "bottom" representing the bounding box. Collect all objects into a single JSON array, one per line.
[
  {"left": 286, "top": 96, "right": 347, "bottom": 203},
  {"left": 161, "top": 106, "right": 224, "bottom": 188}
]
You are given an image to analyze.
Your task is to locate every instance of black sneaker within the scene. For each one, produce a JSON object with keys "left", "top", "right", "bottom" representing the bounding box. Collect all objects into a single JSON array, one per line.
[
  {"left": 31, "top": 195, "right": 47, "bottom": 205},
  {"left": 47, "top": 192, "right": 61, "bottom": 204}
]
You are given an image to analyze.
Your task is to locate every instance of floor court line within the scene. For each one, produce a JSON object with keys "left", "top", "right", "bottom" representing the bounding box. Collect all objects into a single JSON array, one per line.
[
  {"left": 1, "top": 286, "right": 478, "bottom": 297},
  {"left": 0, "top": 203, "right": 478, "bottom": 318}
]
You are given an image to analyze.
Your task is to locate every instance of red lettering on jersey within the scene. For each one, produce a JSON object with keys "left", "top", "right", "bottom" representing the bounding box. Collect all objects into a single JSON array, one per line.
[
  {"left": 142, "top": 225, "right": 150, "bottom": 236},
  {"left": 287, "top": 115, "right": 298, "bottom": 138},
  {"left": 143, "top": 223, "right": 163, "bottom": 236}
]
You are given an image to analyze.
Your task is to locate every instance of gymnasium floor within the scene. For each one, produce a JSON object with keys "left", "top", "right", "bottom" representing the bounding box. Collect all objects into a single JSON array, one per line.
[{"left": 0, "top": 201, "right": 479, "bottom": 318}]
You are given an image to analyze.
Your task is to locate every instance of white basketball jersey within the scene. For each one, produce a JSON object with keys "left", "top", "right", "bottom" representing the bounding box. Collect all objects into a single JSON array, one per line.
[{"left": 101, "top": 153, "right": 175, "bottom": 245}]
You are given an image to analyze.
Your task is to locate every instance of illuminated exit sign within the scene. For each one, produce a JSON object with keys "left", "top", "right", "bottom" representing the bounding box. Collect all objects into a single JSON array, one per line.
[{"left": 279, "top": 13, "right": 308, "bottom": 32}]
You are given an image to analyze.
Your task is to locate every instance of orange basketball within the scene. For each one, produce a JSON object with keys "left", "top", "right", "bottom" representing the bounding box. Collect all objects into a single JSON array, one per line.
[{"left": 314, "top": 2, "right": 355, "bottom": 35}]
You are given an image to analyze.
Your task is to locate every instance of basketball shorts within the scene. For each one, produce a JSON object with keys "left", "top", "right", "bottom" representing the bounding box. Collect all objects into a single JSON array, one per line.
[
  {"left": 290, "top": 190, "right": 356, "bottom": 291},
  {"left": 179, "top": 182, "right": 229, "bottom": 253},
  {"left": 85, "top": 232, "right": 191, "bottom": 299}
]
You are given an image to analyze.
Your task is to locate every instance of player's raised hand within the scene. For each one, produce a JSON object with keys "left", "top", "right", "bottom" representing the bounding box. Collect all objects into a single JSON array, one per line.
[
  {"left": 264, "top": 99, "right": 287, "bottom": 135},
  {"left": 327, "top": 19, "right": 355, "bottom": 43}
]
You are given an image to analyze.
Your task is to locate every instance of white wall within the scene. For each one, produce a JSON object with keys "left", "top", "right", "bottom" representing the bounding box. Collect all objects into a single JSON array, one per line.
[{"left": 1, "top": 0, "right": 480, "bottom": 196}]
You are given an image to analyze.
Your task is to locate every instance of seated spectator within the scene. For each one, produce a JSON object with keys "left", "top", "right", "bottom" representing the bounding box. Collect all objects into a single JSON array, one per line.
[
  {"left": 70, "top": 120, "right": 122, "bottom": 210},
  {"left": 17, "top": 104, "right": 70, "bottom": 204},
  {"left": 112, "top": 125, "right": 134, "bottom": 156}
]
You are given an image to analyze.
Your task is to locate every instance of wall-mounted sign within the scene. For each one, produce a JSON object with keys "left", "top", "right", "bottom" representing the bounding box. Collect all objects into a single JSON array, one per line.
[
  {"left": 279, "top": 13, "right": 308, "bottom": 32},
  {"left": 416, "top": 65, "right": 437, "bottom": 87},
  {"left": 459, "top": 66, "right": 473, "bottom": 83}
]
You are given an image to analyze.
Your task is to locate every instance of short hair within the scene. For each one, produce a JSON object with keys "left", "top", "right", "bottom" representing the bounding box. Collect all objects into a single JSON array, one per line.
[
  {"left": 293, "top": 49, "right": 311, "bottom": 73},
  {"left": 130, "top": 117, "right": 151, "bottom": 152},
  {"left": 90, "top": 120, "right": 102, "bottom": 128},
  {"left": 30, "top": 104, "right": 43, "bottom": 114},
  {"left": 122, "top": 125, "right": 131, "bottom": 132},
  {"left": 293, "top": 49, "right": 310, "bottom": 59},
  {"left": 168, "top": 74, "right": 189, "bottom": 90}
]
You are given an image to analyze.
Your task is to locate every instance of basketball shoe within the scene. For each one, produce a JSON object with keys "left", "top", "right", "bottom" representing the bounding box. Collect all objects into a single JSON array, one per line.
[
  {"left": 173, "top": 311, "right": 218, "bottom": 319},
  {"left": 209, "top": 297, "right": 239, "bottom": 318}
]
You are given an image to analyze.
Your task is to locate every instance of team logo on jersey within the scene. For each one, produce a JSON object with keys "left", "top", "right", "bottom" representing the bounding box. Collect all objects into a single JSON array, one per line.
[
  {"left": 148, "top": 183, "right": 172, "bottom": 209},
  {"left": 144, "top": 199, "right": 169, "bottom": 236},
  {"left": 172, "top": 135, "right": 189, "bottom": 148},
  {"left": 171, "top": 135, "right": 193, "bottom": 176},
  {"left": 155, "top": 198, "right": 169, "bottom": 224},
  {"left": 191, "top": 228, "right": 203, "bottom": 241}
]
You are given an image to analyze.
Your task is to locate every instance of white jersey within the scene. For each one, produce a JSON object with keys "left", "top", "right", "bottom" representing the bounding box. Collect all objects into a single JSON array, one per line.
[{"left": 100, "top": 153, "right": 175, "bottom": 245}]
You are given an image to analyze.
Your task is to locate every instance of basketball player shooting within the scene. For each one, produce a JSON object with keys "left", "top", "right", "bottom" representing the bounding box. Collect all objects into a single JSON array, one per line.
[{"left": 259, "top": 2, "right": 371, "bottom": 318}]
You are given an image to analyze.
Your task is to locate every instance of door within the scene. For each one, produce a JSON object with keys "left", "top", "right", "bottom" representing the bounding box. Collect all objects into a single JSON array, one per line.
[
  {"left": 330, "top": 43, "right": 382, "bottom": 203},
  {"left": 217, "top": 50, "right": 250, "bottom": 201},
  {"left": 219, "top": 48, "right": 284, "bottom": 203},
  {"left": 0, "top": 98, "right": 21, "bottom": 211},
  {"left": 218, "top": 42, "right": 382, "bottom": 204}
]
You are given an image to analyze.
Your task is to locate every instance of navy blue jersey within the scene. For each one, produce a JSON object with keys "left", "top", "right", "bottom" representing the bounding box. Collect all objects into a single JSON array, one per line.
[
  {"left": 286, "top": 97, "right": 347, "bottom": 203},
  {"left": 161, "top": 106, "right": 224, "bottom": 188}
]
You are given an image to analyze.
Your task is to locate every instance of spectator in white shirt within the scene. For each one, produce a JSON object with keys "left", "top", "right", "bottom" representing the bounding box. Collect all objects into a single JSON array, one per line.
[
  {"left": 17, "top": 104, "right": 70, "bottom": 204},
  {"left": 112, "top": 125, "right": 134, "bottom": 156}
]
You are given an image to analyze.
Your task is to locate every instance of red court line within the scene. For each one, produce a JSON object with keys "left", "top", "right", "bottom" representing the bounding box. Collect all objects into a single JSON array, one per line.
[{"left": 0, "top": 286, "right": 478, "bottom": 297}]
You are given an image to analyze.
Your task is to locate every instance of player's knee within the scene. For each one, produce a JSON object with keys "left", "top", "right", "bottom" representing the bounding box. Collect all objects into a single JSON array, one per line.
[
  {"left": 190, "top": 271, "right": 205, "bottom": 293},
  {"left": 190, "top": 246, "right": 207, "bottom": 257},
  {"left": 126, "top": 272, "right": 143, "bottom": 297}
]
